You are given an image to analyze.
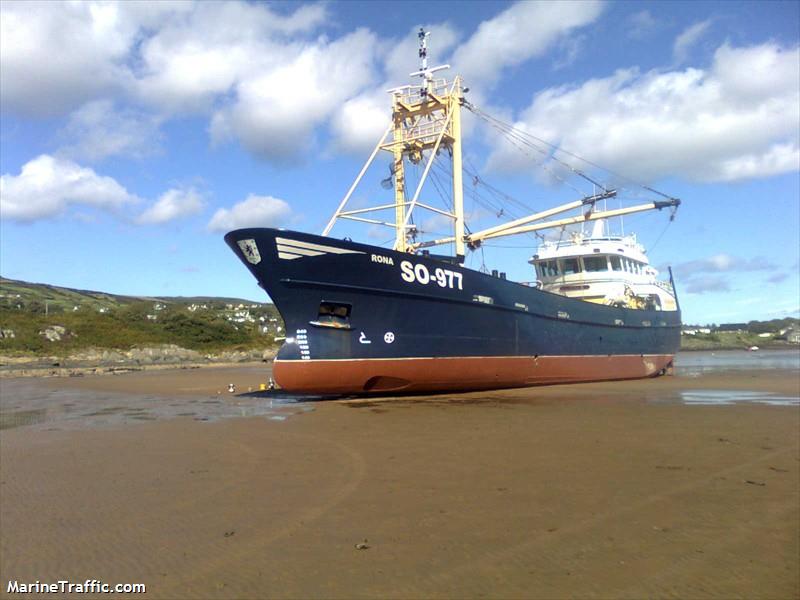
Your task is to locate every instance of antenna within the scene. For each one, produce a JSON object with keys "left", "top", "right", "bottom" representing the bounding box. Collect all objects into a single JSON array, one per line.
[
  {"left": 409, "top": 28, "right": 450, "bottom": 94},
  {"left": 418, "top": 27, "right": 429, "bottom": 71}
]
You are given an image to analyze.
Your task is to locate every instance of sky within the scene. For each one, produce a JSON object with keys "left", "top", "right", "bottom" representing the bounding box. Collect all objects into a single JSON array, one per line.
[{"left": 1, "top": 0, "right": 798, "bottom": 325}]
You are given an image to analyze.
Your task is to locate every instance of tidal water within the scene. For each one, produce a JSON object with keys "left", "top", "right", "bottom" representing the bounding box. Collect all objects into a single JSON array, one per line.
[
  {"left": 675, "top": 348, "right": 800, "bottom": 374},
  {"left": 1, "top": 349, "right": 797, "bottom": 430},
  {"left": 668, "top": 349, "right": 800, "bottom": 406},
  {"left": 0, "top": 382, "right": 314, "bottom": 431}
]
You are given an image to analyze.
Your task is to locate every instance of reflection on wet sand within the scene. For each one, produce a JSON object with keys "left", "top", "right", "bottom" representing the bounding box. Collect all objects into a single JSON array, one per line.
[
  {"left": 0, "top": 350, "right": 797, "bottom": 599},
  {"left": 679, "top": 389, "right": 799, "bottom": 406}
]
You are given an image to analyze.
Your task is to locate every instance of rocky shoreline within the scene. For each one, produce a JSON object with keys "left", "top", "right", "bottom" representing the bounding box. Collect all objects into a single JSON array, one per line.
[{"left": 0, "top": 344, "right": 276, "bottom": 378}]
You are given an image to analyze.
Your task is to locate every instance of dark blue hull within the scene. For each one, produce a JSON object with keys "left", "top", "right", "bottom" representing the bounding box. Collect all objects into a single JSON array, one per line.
[{"left": 225, "top": 228, "right": 681, "bottom": 393}]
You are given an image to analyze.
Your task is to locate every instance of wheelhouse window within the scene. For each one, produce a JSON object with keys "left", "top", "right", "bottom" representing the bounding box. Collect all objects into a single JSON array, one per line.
[
  {"left": 610, "top": 256, "right": 622, "bottom": 271},
  {"left": 582, "top": 256, "right": 608, "bottom": 272},
  {"left": 560, "top": 258, "right": 581, "bottom": 275},
  {"left": 537, "top": 260, "right": 559, "bottom": 277}
]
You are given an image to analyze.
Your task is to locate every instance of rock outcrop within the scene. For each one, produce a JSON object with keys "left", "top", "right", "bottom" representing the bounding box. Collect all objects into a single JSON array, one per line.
[{"left": 39, "top": 325, "right": 67, "bottom": 342}]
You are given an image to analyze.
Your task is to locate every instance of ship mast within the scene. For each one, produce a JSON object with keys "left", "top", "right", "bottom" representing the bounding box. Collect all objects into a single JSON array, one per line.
[
  {"left": 322, "top": 30, "right": 680, "bottom": 256},
  {"left": 323, "top": 29, "right": 467, "bottom": 258}
]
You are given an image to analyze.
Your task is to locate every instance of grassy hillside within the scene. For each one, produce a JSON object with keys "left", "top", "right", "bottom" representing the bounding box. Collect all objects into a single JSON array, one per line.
[
  {"left": 680, "top": 330, "right": 792, "bottom": 351},
  {"left": 0, "top": 278, "right": 282, "bottom": 356}
]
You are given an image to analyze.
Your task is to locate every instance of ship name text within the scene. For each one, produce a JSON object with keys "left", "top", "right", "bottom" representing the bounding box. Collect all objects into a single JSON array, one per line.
[
  {"left": 371, "top": 254, "right": 395, "bottom": 265},
  {"left": 400, "top": 260, "right": 463, "bottom": 290}
]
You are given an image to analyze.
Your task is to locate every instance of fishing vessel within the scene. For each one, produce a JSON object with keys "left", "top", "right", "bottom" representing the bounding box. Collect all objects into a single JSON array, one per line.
[{"left": 225, "top": 30, "right": 682, "bottom": 394}]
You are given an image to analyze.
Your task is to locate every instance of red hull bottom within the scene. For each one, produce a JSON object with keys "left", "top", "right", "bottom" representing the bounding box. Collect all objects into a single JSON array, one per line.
[{"left": 273, "top": 354, "right": 675, "bottom": 395}]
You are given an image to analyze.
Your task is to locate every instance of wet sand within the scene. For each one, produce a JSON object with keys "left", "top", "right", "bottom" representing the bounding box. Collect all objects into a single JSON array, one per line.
[{"left": 1, "top": 358, "right": 798, "bottom": 598}]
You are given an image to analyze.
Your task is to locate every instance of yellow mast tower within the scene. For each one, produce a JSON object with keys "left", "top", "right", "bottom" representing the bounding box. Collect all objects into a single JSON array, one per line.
[
  {"left": 323, "top": 29, "right": 466, "bottom": 260},
  {"left": 323, "top": 29, "right": 677, "bottom": 259}
]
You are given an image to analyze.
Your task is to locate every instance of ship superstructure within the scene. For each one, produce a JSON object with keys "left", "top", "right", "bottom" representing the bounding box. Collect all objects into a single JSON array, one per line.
[
  {"left": 225, "top": 30, "right": 682, "bottom": 394},
  {"left": 530, "top": 220, "right": 678, "bottom": 311}
]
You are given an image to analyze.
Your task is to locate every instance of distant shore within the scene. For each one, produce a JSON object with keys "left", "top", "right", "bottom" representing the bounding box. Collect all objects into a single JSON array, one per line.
[{"left": 0, "top": 345, "right": 277, "bottom": 378}]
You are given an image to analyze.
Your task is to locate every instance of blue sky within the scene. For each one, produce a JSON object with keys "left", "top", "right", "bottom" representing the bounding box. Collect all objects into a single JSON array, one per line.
[{"left": 1, "top": 0, "right": 798, "bottom": 325}]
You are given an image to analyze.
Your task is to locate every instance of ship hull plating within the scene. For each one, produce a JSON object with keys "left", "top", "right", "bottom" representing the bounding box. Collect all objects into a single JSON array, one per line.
[{"left": 225, "top": 228, "right": 681, "bottom": 395}]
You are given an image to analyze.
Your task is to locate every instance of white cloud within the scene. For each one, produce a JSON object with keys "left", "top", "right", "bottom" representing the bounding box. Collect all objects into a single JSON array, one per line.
[
  {"left": 58, "top": 100, "right": 163, "bottom": 162},
  {"left": 451, "top": 0, "right": 605, "bottom": 86},
  {"left": 627, "top": 10, "right": 658, "bottom": 40},
  {"left": 0, "top": 155, "right": 138, "bottom": 222},
  {"left": 676, "top": 253, "right": 778, "bottom": 294},
  {"left": 327, "top": 3, "right": 605, "bottom": 159},
  {"left": 0, "top": 1, "right": 607, "bottom": 165},
  {"left": 132, "top": 2, "right": 322, "bottom": 114},
  {"left": 675, "top": 253, "right": 776, "bottom": 276},
  {"left": 327, "top": 24, "right": 458, "bottom": 156},
  {"left": 329, "top": 91, "right": 392, "bottom": 155},
  {"left": 685, "top": 276, "right": 730, "bottom": 294},
  {"left": 552, "top": 35, "right": 586, "bottom": 71},
  {"left": 0, "top": 1, "right": 187, "bottom": 116},
  {"left": 0, "top": 1, "right": 327, "bottom": 118},
  {"left": 485, "top": 42, "right": 800, "bottom": 183},
  {"left": 673, "top": 19, "right": 713, "bottom": 65},
  {"left": 137, "top": 188, "right": 205, "bottom": 224},
  {"left": 207, "top": 194, "right": 293, "bottom": 232},
  {"left": 209, "top": 28, "right": 379, "bottom": 161}
]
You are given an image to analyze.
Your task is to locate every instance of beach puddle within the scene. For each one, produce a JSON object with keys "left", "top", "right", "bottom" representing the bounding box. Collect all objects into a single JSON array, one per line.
[
  {"left": 0, "top": 408, "right": 47, "bottom": 430},
  {"left": 678, "top": 389, "right": 799, "bottom": 406},
  {"left": 0, "top": 382, "right": 315, "bottom": 431}
]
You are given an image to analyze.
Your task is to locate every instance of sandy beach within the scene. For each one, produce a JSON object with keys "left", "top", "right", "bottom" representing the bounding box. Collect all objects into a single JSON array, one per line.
[{"left": 1, "top": 353, "right": 798, "bottom": 599}]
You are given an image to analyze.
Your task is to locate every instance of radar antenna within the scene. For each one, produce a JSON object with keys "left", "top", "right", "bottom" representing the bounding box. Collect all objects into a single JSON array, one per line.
[{"left": 410, "top": 28, "right": 450, "bottom": 96}]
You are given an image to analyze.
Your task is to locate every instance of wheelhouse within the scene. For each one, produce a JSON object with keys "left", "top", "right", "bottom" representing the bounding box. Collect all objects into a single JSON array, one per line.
[{"left": 529, "top": 226, "right": 676, "bottom": 311}]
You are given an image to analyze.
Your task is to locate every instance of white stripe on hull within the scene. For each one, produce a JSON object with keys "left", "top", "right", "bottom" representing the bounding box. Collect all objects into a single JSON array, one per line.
[
  {"left": 276, "top": 244, "right": 325, "bottom": 256},
  {"left": 276, "top": 236, "right": 365, "bottom": 255}
]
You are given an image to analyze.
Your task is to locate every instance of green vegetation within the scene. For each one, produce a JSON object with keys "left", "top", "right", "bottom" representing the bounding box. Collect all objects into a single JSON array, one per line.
[
  {"left": 682, "top": 331, "right": 775, "bottom": 351},
  {"left": 680, "top": 318, "right": 799, "bottom": 350},
  {"left": 0, "top": 278, "right": 282, "bottom": 356},
  {"left": 744, "top": 318, "right": 799, "bottom": 335}
]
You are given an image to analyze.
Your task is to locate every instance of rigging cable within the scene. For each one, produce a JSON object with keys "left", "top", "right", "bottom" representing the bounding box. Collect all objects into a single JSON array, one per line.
[
  {"left": 465, "top": 103, "right": 605, "bottom": 192},
  {"left": 464, "top": 102, "right": 679, "bottom": 201},
  {"left": 470, "top": 113, "right": 587, "bottom": 196}
]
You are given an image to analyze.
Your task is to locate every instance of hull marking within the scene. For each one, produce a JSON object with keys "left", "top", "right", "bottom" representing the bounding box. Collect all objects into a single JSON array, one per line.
[
  {"left": 276, "top": 237, "right": 366, "bottom": 260},
  {"left": 236, "top": 239, "right": 261, "bottom": 264}
]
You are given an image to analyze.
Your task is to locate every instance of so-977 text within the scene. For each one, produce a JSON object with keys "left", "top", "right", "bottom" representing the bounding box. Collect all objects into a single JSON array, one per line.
[{"left": 400, "top": 260, "right": 463, "bottom": 290}]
